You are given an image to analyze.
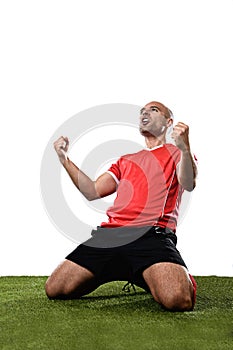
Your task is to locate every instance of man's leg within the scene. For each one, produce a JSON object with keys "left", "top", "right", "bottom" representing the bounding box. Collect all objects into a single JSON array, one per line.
[
  {"left": 142, "top": 262, "right": 195, "bottom": 311},
  {"left": 45, "top": 260, "right": 99, "bottom": 299}
]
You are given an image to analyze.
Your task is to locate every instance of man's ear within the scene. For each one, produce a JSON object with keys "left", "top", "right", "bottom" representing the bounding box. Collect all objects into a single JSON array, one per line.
[{"left": 167, "top": 118, "right": 173, "bottom": 128}]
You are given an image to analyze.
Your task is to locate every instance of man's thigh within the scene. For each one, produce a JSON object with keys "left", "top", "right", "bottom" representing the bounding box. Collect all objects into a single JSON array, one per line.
[
  {"left": 45, "top": 260, "right": 99, "bottom": 299},
  {"left": 142, "top": 262, "right": 195, "bottom": 311}
]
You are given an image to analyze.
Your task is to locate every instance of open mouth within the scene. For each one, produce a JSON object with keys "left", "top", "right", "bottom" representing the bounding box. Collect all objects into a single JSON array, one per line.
[{"left": 141, "top": 117, "right": 150, "bottom": 125}]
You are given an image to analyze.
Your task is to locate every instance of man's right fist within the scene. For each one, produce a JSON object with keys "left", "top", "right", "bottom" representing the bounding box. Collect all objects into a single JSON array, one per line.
[{"left": 53, "top": 136, "right": 69, "bottom": 164}]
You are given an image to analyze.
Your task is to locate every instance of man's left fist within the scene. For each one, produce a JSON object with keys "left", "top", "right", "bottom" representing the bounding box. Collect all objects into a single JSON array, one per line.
[{"left": 171, "top": 122, "right": 190, "bottom": 152}]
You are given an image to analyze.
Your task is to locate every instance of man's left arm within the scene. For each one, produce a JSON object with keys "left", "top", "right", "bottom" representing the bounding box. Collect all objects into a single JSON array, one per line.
[{"left": 171, "top": 122, "right": 197, "bottom": 192}]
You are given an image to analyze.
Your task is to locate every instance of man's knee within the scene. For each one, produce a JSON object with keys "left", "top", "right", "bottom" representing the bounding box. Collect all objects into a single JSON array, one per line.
[
  {"left": 158, "top": 290, "right": 193, "bottom": 311},
  {"left": 45, "top": 260, "right": 95, "bottom": 300},
  {"left": 45, "top": 276, "right": 71, "bottom": 299},
  {"left": 45, "top": 270, "right": 97, "bottom": 300},
  {"left": 45, "top": 278, "right": 61, "bottom": 299},
  {"left": 143, "top": 262, "right": 195, "bottom": 311},
  {"left": 45, "top": 279, "right": 54, "bottom": 299}
]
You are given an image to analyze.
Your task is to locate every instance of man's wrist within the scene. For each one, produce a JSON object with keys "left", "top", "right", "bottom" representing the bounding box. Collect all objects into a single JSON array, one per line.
[{"left": 59, "top": 155, "right": 69, "bottom": 166}]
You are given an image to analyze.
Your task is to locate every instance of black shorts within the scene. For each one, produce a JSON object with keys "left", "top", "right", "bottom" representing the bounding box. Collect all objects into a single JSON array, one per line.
[{"left": 66, "top": 226, "right": 187, "bottom": 292}]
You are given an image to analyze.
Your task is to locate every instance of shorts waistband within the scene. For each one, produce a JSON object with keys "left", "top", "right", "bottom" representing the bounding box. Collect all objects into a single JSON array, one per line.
[{"left": 152, "top": 226, "right": 175, "bottom": 235}]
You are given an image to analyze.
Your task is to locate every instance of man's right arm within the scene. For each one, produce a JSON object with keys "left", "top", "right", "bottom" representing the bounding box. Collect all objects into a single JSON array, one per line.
[{"left": 54, "top": 136, "right": 117, "bottom": 201}]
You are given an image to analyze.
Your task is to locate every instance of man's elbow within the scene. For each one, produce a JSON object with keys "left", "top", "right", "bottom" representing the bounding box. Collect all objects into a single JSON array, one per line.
[
  {"left": 178, "top": 175, "right": 196, "bottom": 192},
  {"left": 81, "top": 182, "right": 100, "bottom": 201},
  {"left": 83, "top": 188, "right": 100, "bottom": 201},
  {"left": 85, "top": 193, "right": 100, "bottom": 201},
  {"left": 183, "top": 181, "right": 196, "bottom": 192},
  {"left": 88, "top": 195, "right": 100, "bottom": 201}
]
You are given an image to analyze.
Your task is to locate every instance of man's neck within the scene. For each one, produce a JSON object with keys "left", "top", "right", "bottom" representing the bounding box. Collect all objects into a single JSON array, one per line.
[{"left": 145, "top": 135, "right": 166, "bottom": 149}]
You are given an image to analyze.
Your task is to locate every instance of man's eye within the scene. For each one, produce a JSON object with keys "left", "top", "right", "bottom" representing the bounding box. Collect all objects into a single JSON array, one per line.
[{"left": 151, "top": 107, "right": 158, "bottom": 112}]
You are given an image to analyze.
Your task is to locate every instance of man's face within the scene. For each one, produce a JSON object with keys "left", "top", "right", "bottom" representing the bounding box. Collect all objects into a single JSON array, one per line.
[{"left": 139, "top": 102, "right": 171, "bottom": 137}]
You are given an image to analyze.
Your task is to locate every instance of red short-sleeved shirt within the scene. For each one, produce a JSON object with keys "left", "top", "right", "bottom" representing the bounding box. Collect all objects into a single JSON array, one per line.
[{"left": 101, "top": 144, "right": 184, "bottom": 231}]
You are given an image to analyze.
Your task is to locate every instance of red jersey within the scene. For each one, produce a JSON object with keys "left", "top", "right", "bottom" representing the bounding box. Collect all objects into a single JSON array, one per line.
[{"left": 101, "top": 144, "right": 183, "bottom": 231}]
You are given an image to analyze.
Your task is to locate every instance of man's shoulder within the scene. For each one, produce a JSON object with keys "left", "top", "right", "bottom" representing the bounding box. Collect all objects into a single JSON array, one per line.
[
  {"left": 163, "top": 143, "right": 181, "bottom": 156},
  {"left": 121, "top": 149, "right": 145, "bottom": 160},
  {"left": 164, "top": 143, "right": 180, "bottom": 151}
]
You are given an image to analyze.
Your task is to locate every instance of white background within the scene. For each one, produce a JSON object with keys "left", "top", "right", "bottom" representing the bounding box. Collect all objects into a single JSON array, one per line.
[{"left": 0, "top": 0, "right": 233, "bottom": 276}]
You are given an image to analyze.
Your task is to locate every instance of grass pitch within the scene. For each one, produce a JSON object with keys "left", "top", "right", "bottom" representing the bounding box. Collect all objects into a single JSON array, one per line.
[{"left": 0, "top": 276, "right": 232, "bottom": 350}]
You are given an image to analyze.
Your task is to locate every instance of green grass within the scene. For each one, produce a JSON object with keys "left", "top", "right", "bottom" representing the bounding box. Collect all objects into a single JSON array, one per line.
[{"left": 0, "top": 277, "right": 232, "bottom": 350}]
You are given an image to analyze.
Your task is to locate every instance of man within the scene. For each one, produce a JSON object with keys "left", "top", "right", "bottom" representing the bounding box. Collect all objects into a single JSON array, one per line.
[{"left": 45, "top": 101, "right": 197, "bottom": 311}]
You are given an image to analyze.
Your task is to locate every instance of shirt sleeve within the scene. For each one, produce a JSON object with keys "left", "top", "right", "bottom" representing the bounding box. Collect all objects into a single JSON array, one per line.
[{"left": 107, "top": 160, "right": 121, "bottom": 185}]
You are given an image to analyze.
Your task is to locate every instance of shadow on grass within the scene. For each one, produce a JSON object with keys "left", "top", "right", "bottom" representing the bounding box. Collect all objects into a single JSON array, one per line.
[
  {"left": 50, "top": 284, "right": 162, "bottom": 313},
  {"left": 82, "top": 290, "right": 147, "bottom": 301}
]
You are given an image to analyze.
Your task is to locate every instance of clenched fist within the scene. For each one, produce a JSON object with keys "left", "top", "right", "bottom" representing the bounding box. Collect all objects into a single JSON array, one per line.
[
  {"left": 171, "top": 122, "right": 190, "bottom": 152},
  {"left": 54, "top": 136, "right": 69, "bottom": 164}
]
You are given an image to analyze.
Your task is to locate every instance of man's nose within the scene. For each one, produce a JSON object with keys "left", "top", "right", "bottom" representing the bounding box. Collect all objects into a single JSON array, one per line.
[{"left": 142, "top": 110, "right": 149, "bottom": 116}]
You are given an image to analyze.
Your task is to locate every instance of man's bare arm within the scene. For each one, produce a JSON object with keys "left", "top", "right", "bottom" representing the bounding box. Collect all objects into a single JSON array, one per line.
[
  {"left": 176, "top": 149, "right": 197, "bottom": 191},
  {"left": 54, "top": 136, "right": 117, "bottom": 201},
  {"left": 171, "top": 122, "right": 197, "bottom": 191}
]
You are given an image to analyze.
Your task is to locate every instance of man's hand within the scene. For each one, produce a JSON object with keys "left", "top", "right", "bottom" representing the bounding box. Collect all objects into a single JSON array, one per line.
[
  {"left": 54, "top": 136, "right": 69, "bottom": 165},
  {"left": 171, "top": 122, "right": 190, "bottom": 152}
]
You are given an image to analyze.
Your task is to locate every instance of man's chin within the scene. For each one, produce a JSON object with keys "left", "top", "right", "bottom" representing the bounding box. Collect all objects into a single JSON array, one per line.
[{"left": 139, "top": 128, "right": 154, "bottom": 137}]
